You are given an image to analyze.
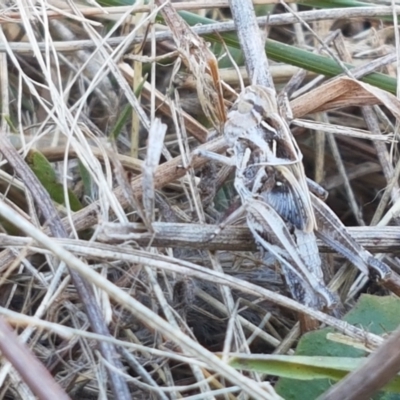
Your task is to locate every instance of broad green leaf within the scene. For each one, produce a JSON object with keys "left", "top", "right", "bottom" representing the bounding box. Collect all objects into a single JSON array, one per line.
[
  {"left": 275, "top": 295, "right": 400, "bottom": 400},
  {"left": 27, "top": 150, "right": 83, "bottom": 212}
]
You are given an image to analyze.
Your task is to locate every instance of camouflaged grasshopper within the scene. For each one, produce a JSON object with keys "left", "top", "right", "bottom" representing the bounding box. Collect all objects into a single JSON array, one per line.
[
  {"left": 196, "top": 85, "right": 339, "bottom": 310},
  {"left": 196, "top": 83, "right": 400, "bottom": 309}
]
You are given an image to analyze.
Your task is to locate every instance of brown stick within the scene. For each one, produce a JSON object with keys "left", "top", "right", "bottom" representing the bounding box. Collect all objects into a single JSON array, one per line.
[{"left": 0, "top": 317, "right": 70, "bottom": 400}]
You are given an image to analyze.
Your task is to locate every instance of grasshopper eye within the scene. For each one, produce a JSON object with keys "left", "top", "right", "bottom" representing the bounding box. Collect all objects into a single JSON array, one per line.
[{"left": 237, "top": 100, "right": 253, "bottom": 114}]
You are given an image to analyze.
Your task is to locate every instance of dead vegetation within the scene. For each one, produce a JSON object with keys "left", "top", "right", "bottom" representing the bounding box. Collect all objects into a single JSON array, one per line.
[{"left": 0, "top": 0, "right": 400, "bottom": 399}]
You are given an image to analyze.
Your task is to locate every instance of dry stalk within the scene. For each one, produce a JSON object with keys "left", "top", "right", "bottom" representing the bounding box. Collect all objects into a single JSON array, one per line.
[
  {"left": 4, "top": 7, "right": 400, "bottom": 55},
  {"left": 2, "top": 5, "right": 400, "bottom": 27},
  {"left": 94, "top": 222, "right": 400, "bottom": 254}
]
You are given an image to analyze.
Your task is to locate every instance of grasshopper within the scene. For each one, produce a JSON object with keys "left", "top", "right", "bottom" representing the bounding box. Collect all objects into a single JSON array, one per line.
[
  {"left": 196, "top": 82, "right": 400, "bottom": 309},
  {"left": 196, "top": 85, "right": 339, "bottom": 310}
]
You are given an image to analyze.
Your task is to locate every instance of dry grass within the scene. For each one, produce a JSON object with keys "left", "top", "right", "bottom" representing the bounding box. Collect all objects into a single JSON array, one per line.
[{"left": 0, "top": 0, "right": 399, "bottom": 399}]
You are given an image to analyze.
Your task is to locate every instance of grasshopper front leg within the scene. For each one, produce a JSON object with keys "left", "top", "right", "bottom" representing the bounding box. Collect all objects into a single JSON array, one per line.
[{"left": 191, "top": 148, "right": 236, "bottom": 167}]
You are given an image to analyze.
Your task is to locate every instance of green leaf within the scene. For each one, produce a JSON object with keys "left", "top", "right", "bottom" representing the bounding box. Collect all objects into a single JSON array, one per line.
[
  {"left": 110, "top": 103, "right": 133, "bottom": 141},
  {"left": 275, "top": 295, "right": 400, "bottom": 400},
  {"left": 78, "top": 160, "right": 92, "bottom": 199},
  {"left": 4, "top": 115, "right": 18, "bottom": 134},
  {"left": 97, "top": 0, "right": 135, "bottom": 6},
  {"left": 231, "top": 354, "right": 361, "bottom": 379},
  {"left": 27, "top": 150, "right": 83, "bottom": 212}
]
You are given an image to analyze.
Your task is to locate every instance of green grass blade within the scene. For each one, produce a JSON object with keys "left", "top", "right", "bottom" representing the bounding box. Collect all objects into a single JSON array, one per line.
[
  {"left": 110, "top": 73, "right": 147, "bottom": 141},
  {"left": 301, "top": 0, "right": 374, "bottom": 9},
  {"left": 178, "top": 11, "right": 397, "bottom": 94},
  {"left": 230, "top": 354, "right": 400, "bottom": 393},
  {"left": 230, "top": 354, "right": 360, "bottom": 380}
]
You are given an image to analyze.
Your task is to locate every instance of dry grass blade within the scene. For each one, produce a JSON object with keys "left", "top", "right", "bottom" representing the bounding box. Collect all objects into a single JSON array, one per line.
[
  {"left": 292, "top": 119, "right": 394, "bottom": 142},
  {"left": 0, "top": 133, "right": 131, "bottom": 399},
  {"left": 155, "top": 0, "right": 226, "bottom": 131},
  {"left": 291, "top": 77, "right": 400, "bottom": 118},
  {"left": 142, "top": 119, "right": 167, "bottom": 227}
]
